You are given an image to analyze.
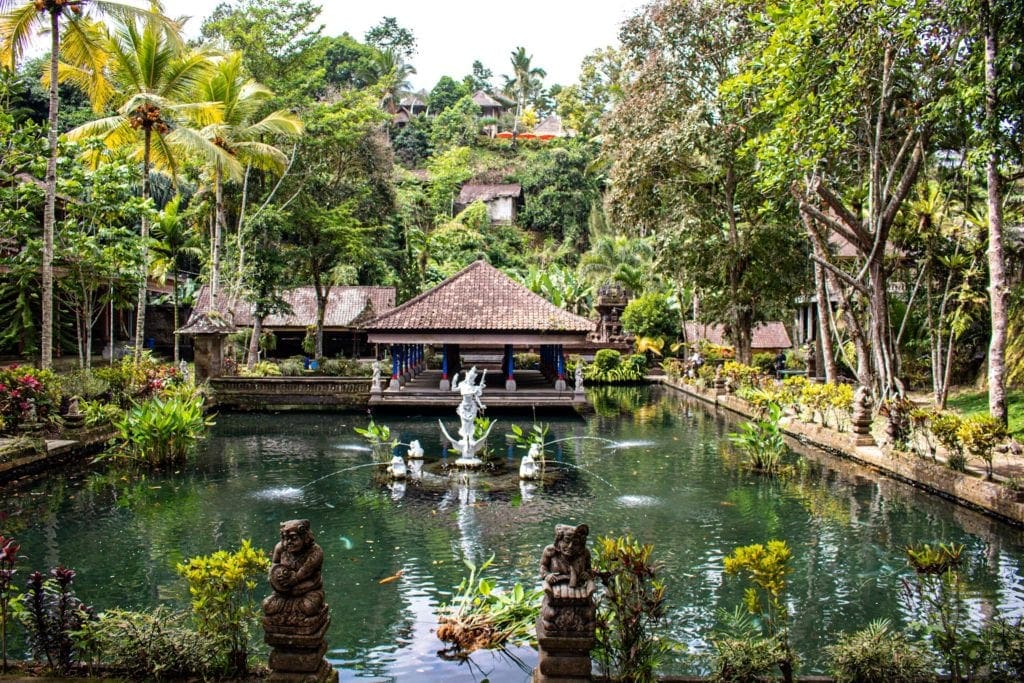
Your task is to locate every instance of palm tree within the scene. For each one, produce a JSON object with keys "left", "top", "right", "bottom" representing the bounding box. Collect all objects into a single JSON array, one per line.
[
  {"left": 150, "top": 194, "right": 202, "bottom": 363},
  {"left": 502, "top": 47, "right": 546, "bottom": 130},
  {"left": 65, "top": 15, "right": 228, "bottom": 361},
  {"left": 365, "top": 47, "right": 415, "bottom": 114},
  {"left": 0, "top": 0, "right": 167, "bottom": 368},
  {"left": 194, "top": 52, "right": 303, "bottom": 306},
  {"left": 579, "top": 234, "right": 656, "bottom": 295}
]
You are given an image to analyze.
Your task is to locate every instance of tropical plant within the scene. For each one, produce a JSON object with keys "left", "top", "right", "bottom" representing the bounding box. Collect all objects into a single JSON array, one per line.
[
  {"left": 593, "top": 534, "right": 671, "bottom": 683},
  {"left": 827, "top": 618, "right": 935, "bottom": 683},
  {"left": 956, "top": 414, "right": 1007, "bottom": 479},
  {"left": 108, "top": 392, "right": 212, "bottom": 466},
  {"left": 149, "top": 194, "right": 201, "bottom": 363},
  {"left": 0, "top": 536, "right": 19, "bottom": 671},
  {"left": 710, "top": 607, "right": 791, "bottom": 683},
  {"left": 436, "top": 554, "right": 540, "bottom": 655},
  {"left": 18, "top": 567, "right": 93, "bottom": 674},
  {"left": 584, "top": 349, "right": 646, "bottom": 384},
  {"left": 722, "top": 540, "right": 795, "bottom": 682},
  {"left": 354, "top": 420, "right": 396, "bottom": 463},
  {"left": 502, "top": 46, "right": 546, "bottom": 127},
  {"left": 79, "top": 399, "right": 121, "bottom": 427},
  {"left": 192, "top": 52, "right": 303, "bottom": 305},
  {"left": 728, "top": 403, "right": 788, "bottom": 474},
  {"left": 621, "top": 292, "right": 678, "bottom": 341},
  {"left": 75, "top": 606, "right": 224, "bottom": 680},
  {"left": 508, "top": 422, "right": 549, "bottom": 455},
  {"left": 0, "top": 0, "right": 166, "bottom": 368},
  {"left": 930, "top": 412, "right": 966, "bottom": 471},
  {"left": 65, "top": 13, "right": 221, "bottom": 362},
  {"left": 176, "top": 540, "right": 269, "bottom": 676},
  {"left": 983, "top": 616, "right": 1024, "bottom": 681},
  {"left": 901, "top": 542, "right": 985, "bottom": 680},
  {"left": 0, "top": 364, "right": 61, "bottom": 429}
]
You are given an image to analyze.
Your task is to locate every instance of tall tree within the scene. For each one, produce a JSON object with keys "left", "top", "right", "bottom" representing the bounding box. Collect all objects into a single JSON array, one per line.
[
  {"left": 730, "top": 0, "right": 967, "bottom": 392},
  {"left": 149, "top": 194, "right": 202, "bottom": 363},
  {"left": 0, "top": 0, "right": 165, "bottom": 368},
  {"left": 193, "top": 52, "right": 303, "bottom": 307},
  {"left": 363, "top": 16, "right": 416, "bottom": 62},
  {"left": 65, "top": 15, "right": 226, "bottom": 361},
  {"left": 502, "top": 46, "right": 546, "bottom": 129},
  {"left": 605, "top": 0, "right": 804, "bottom": 363}
]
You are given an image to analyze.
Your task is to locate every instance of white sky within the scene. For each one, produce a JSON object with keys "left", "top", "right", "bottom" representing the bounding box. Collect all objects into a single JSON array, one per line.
[{"left": 170, "top": 0, "right": 648, "bottom": 90}]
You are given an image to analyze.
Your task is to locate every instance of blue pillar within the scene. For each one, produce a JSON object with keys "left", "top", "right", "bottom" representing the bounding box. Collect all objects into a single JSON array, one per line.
[
  {"left": 506, "top": 344, "right": 514, "bottom": 380},
  {"left": 442, "top": 344, "right": 449, "bottom": 379},
  {"left": 391, "top": 345, "right": 400, "bottom": 378}
]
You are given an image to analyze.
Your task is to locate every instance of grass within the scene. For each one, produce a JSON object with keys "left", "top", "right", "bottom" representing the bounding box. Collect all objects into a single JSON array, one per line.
[{"left": 946, "top": 388, "right": 1024, "bottom": 437}]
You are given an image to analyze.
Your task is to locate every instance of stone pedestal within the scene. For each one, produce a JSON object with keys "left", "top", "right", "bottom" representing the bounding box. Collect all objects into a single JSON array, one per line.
[
  {"left": 439, "top": 378, "right": 451, "bottom": 391},
  {"left": 387, "top": 378, "right": 401, "bottom": 392},
  {"left": 554, "top": 378, "right": 567, "bottom": 392},
  {"left": 506, "top": 379, "right": 517, "bottom": 392},
  {"left": 263, "top": 611, "right": 336, "bottom": 683},
  {"left": 534, "top": 581, "right": 596, "bottom": 682},
  {"left": 851, "top": 385, "right": 875, "bottom": 447}
]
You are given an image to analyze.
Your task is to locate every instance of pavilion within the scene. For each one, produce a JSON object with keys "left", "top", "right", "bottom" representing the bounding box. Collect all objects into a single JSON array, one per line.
[{"left": 364, "top": 260, "right": 595, "bottom": 404}]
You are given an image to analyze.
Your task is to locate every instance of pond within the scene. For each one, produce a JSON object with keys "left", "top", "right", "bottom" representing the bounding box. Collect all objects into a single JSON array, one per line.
[{"left": 6, "top": 385, "right": 1024, "bottom": 681}]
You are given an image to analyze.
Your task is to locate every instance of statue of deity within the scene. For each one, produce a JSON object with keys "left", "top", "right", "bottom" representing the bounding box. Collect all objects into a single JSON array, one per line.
[{"left": 540, "top": 524, "right": 593, "bottom": 589}]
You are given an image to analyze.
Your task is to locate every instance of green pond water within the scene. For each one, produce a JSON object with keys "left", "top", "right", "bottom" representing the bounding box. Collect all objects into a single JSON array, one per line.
[{"left": 6, "top": 385, "right": 1024, "bottom": 681}]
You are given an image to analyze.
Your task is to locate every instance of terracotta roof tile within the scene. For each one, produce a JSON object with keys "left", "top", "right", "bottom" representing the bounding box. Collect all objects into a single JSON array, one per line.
[
  {"left": 457, "top": 184, "right": 522, "bottom": 204},
  {"left": 683, "top": 321, "right": 792, "bottom": 350},
  {"left": 187, "top": 285, "right": 395, "bottom": 329},
  {"left": 366, "top": 260, "right": 595, "bottom": 333}
]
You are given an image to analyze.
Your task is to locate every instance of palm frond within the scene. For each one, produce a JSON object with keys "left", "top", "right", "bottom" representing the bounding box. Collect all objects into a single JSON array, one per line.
[{"left": 0, "top": 3, "right": 41, "bottom": 70}]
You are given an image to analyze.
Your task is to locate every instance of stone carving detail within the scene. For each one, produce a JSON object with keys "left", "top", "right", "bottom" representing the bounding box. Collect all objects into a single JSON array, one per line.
[
  {"left": 534, "top": 523, "right": 597, "bottom": 682},
  {"left": 263, "top": 520, "right": 337, "bottom": 682},
  {"left": 852, "top": 385, "right": 875, "bottom": 447}
]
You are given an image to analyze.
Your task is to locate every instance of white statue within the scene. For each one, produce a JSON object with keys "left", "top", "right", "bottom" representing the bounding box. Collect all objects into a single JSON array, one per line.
[
  {"left": 439, "top": 366, "right": 496, "bottom": 466},
  {"left": 519, "top": 442, "right": 542, "bottom": 480},
  {"left": 407, "top": 439, "right": 424, "bottom": 459},
  {"left": 387, "top": 454, "right": 407, "bottom": 480},
  {"left": 371, "top": 360, "right": 382, "bottom": 392},
  {"left": 179, "top": 359, "right": 190, "bottom": 383},
  {"left": 574, "top": 363, "right": 585, "bottom": 392}
]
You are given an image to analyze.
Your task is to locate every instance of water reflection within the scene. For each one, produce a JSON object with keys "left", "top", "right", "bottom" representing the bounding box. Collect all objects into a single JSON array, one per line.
[{"left": 3, "top": 386, "right": 1023, "bottom": 680}]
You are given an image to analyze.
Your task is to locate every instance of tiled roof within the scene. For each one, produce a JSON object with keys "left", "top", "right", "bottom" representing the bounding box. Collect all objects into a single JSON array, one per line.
[
  {"left": 471, "top": 90, "right": 505, "bottom": 109},
  {"left": 365, "top": 260, "right": 595, "bottom": 333},
  {"left": 534, "top": 114, "right": 572, "bottom": 137},
  {"left": 683, "top": 321, "right": 792, "bottom": 350},
  {"left": 177, "top": 312, "right": 236, "bottom": 335},
  {"left": 458, "top": 183, "right": 522, "bottom": 204},
  {"left": 187, "top": 285, "right": 396, "bottom": 329}
]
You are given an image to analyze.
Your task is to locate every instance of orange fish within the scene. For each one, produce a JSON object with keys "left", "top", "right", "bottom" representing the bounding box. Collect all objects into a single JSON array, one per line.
[{"left": 378, "top": 570, "right": 404, "bottom": 585}]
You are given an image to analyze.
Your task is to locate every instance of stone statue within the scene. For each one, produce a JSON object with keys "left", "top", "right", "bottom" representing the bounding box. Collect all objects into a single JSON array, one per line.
[
  {"left": 519, "top": 442, "right": 541, "bottom": 480},
  {"left": 535, "top": 523, "right": 597, "bottom": 682},
  {"left": 262, "top": 520, "right": 336, "bottom": 682},
  {"left": 440, "top": 366, "right": 496, "bottom": 466},
  {"left": 178, "top": 359, "right": 190, "bottom": 383},
  {"left": 541, "top": 523, "right": 593, "bottom": 589},
  {"left": 574, "top": 364, "right": 584, "bottom": 393},
  {"left": 370, "top": 360, "right": 383, "bottom": 394},
  {"left": 851, "top": 385, "right": 875, "bottom": 447},
  {"left": 387, "top": 454, "right": 407, "bottom": 480},
  {"left": 407, "top": 439, "right": 424, "bottom": 459},
  {"left": 64, "top": 395, "right": 84, "bottom": 429}
]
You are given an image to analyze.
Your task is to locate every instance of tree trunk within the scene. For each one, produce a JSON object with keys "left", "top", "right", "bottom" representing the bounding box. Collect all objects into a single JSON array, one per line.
[
  {"left": 212, "top": 163, "right": 225, "bottom": 306},
  {"left": 40, "top": 10, "right": 60, "bottom": 369},
  {"left": 247, "top": 316, "right": 262, "bottom": 370},
  {"left": 814, "top": 262, "right": 838, "bottom": 383},
  {"left": 172, "top": 268, "right": 179, "bottom": 363},
  {"left": 133, "top": 128, "right": 152, "bottom": 363},
  {"left": 983, "top": 0, "right": 1008, "bottom": 425}
]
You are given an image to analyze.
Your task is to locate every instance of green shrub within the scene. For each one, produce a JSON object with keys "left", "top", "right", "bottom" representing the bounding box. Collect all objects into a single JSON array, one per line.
[
  {"left": 881, "top": 397, "right": 914, "bottom": 450},
  {"left": 827, "top": 618, "right": 935, "bottom": 683},
  {"left": 930, "top": 412, "right": 965, "bottom": 470},
  {"left": 621, "top": 292, "right": 678, "bottom": 339},
  {"left": 239, "top": 360, "right": 281, "bottom": 377},
  {"left": 318, "top": 357, "right": 372, "bottom": 376},
  {"left": 18, "top": 568, "right": 93, "bottom": 674},
  {"left": 752, "top": 352, "right": 776, "bottom": 373},
  {"left": 593, "top": 349, "right": 622, "bottom": 373},
  {"left": 721, "top": 361, "right": 761, "bottom": 391},
  {"left": 80, "top": 400, "right": 122, "bottom": 428},
  {"left": 75, "top": 607, "right": 224, "bottom": 680},
  {"left": 593, "top": 535, "right": 671, "bottom": 683},
  {"left": 710, "top": 608, "right": 790, "bottom": 683},
  {"left": 57, "top": 370, "right": 109, "bottom": 401},
  {"left": 0, "top": 364, "right": 61, "bottom": 429},
  {"left": 109, "top": 393, "right": 213, "bottom": 466},
  {"left": 957, "top": 415, "right": 1007, "bottom": 479},
  {"left": 279, "top": 357, "right": 305, "bottom": 376},
  {"left": 355, "top": 420, "right": 396, "bottom": 462},
  {"left": 585, "top": 350, "right": 646, "bottom": 383},
  {"left": 176, "top": 540, "right": 269, "bottom": 677},
  {"left": 661, "top": 357, "right": 686, "bottom": 380},
  {"left": 514, "top": 352, "right": 540, "bottom": 368},
  {"left": 93, "top": 354, "right": 183, "bottom": 406},
  {"left": 983, "top": 616, "right": 1024, "bottom": 681}
]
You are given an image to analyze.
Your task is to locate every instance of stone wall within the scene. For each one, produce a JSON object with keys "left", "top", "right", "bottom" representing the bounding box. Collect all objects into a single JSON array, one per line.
[{"left": 209, "top": 377, "right": 372, "bottom": 411}]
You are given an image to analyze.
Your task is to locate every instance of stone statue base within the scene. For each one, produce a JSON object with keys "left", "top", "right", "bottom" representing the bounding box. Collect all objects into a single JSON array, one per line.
[
  {"left": 554, "top": 379, "right": 566, "bottom": 391},
  {"left": 454, "top": 456, "right": 485, "bottom": 468},
  {"left": 853, "top": 433, "right": 876, "bottom": 447},
  {"left": 387, "top": 378, "right": 401, "bottom": 392},
  {"left": 439, "top": 379, "right": 451, "bottom": 391},
  {"left": 572, "top": 390, "right": 585, "bottom": 404},
  {"left": 534, "top": 582, "right": 596, "bottom": 683},
  {"left": 506, "top": 379, "right": 517, "bottom": 392}
]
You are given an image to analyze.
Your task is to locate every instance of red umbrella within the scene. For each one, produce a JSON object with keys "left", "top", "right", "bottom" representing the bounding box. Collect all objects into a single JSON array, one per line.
[
  {"left": 518, "top": 132, "right": 537, "bottom": 139},
  {"left": 496, "top": 131, "right": 514, "bottom": 139}
]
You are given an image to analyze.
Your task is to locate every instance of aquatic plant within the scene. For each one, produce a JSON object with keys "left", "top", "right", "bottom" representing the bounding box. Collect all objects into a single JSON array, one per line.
[
  {"left": 728, "top": 403, "right": 787, "bottom": 474},
  {"left": 436, "top": 555, "right": 540, "bottom": 655},
  {"left": 593, "top": 534, "right": 671, "bottom": 683},
  {"left": 176, "top": 540, "right": 269, "bottom": 676},
  {"left": 901, "top": 542, "right": 984, "bottom": 680},
  {"left": 108, "top": 393, "right": 213, "bottom": 466},
  {"left": 826, "top": 618, "right": 935, "bottom": 683},
  {"left": 354, "top": 420, "right": 397, "bottom": 463}
]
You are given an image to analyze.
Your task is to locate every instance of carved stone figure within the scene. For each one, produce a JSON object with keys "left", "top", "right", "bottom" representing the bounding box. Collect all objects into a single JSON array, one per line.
[
  {"left": 64, "top": 395, "right": 84, "bottom": 429},
  {"left": 370, "top": 361, "right": 382, "bottom": 394},
  {"left": 262, "top": 520, "right": 336, "bottom": 682},
  {"left": 574, "top": 364, "right": 584, "bottom": 393},
  {"left": 519, "top": 442, "right": 541, "bottom": 480},
  {"left": 851, "top": 385, "right": 875, "bottom": 447},
  {"left": 541, "top": 523, "right": 593, "bottom": 590},
  {"left": 535, "top": 523, "right": 597, "bottom": 682},
  {"left": 406, "top": 440, "right": 424, "bottom": 459},
  {"left": 439, "top": 366, "right": 496, "bottom": 465}
]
